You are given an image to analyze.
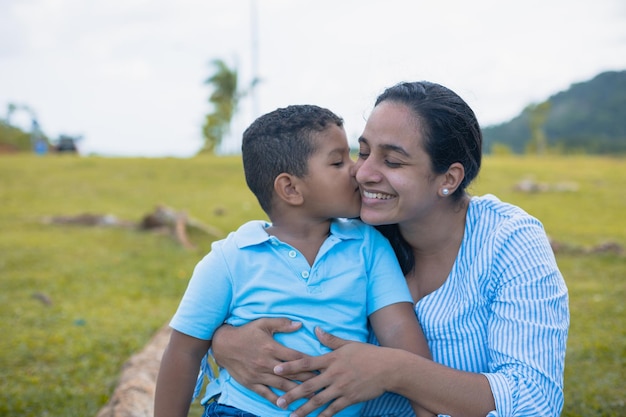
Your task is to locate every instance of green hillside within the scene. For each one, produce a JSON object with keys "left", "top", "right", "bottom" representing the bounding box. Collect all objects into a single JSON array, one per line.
[
  {"left": 0, "top": 120, "right": 33, "bottom": 152},
  {"left": 483, "top": 70, "right": 626, "bottom": 154}
]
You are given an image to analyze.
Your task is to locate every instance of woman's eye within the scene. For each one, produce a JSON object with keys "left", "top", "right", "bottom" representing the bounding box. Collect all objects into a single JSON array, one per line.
[
  {"left": 385, "top": 160, "right": 402, "bottom": 168},
  {"left": 357, "top": 152, "right": 369, "bottom": 159}
]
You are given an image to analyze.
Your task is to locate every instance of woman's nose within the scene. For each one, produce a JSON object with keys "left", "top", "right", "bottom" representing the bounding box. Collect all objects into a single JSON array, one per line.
[
  {"left": 354, "top": 156, "right": 381, "bottom": 184},
  {"left": 353, "top": 157, "right": 369, "bottom": 183}
]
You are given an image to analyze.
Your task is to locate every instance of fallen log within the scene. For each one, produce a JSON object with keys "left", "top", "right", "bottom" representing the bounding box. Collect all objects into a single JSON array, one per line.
[
  {"left": 95, "top": 324, "right": 172, "bottom": 417},
  {"left": 44, "top": 205, "right": 223, "bottom": 249},
  {"left": 138, "top": 204, "right": 222, "bottom": 249}
]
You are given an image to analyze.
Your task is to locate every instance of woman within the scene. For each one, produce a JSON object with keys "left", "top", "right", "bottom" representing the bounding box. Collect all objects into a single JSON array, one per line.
[{"left": 211, "top": 81, "right": 569, "bottom": 417}]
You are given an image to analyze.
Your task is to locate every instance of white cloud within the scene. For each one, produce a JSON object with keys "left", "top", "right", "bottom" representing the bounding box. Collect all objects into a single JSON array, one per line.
[{"left": 1, "top": 0, "right": 625, "bottom": 156}]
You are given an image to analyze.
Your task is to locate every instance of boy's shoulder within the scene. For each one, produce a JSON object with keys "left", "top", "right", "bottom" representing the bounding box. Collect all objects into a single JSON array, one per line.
[
  {"left": 331, "top": 218, "right": 383, "bottom": 240},
  {"left": 215, "top": 220, "right": 270, "bottom": 249},
  {"left": 332, "top": 217, "right": 365, "bottom": 229},
  {"left": 234, "top": 219, "right": 270, "bottom": 233}
]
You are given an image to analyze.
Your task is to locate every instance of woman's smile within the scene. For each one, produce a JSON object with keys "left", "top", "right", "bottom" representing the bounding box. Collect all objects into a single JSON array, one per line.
[{"left": 362, "top": 190, "right": 396, "bottom": 200}]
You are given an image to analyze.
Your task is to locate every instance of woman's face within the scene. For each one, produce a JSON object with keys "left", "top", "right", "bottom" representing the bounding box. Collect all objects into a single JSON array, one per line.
[{"left": 354, "top": 101, "right": 441, "bottom": 226}]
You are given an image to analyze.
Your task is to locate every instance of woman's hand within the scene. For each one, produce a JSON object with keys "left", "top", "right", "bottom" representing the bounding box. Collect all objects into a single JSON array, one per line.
[
  {"left": 275, "top": 327, "right": 390, "bottom": 417},
  {"left": 211, "top": 318, "right": 315, "bottom": 404}
]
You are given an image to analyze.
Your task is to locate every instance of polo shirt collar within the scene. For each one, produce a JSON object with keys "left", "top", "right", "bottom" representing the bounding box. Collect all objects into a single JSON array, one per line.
[{"left": 234, "top": 218, "right": 363, "bottom": 249}]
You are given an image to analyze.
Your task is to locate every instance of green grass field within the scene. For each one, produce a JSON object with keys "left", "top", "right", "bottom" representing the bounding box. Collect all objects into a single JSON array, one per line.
[{"left": 1, "top": 154, "right": 624, "bottom": 416}]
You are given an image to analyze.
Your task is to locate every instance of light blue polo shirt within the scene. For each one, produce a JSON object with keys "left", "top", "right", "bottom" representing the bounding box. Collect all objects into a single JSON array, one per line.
[{"left": 170, "top": 218, "right": 412, "bottom": 417}]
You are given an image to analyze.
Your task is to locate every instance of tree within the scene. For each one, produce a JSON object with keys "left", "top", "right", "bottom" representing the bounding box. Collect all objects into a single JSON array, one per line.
[
  {"left": 200, "top": 59, "right": 240, "bottom": 154},
  {"left": 0, "top": 103, "right": 48, "bottom": 153},
  {"left": 526, "top": 101, "right": 551, "bottom": 155}
]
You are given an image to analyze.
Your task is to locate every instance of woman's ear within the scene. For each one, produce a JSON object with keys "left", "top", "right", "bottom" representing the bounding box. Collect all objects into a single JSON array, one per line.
[
  {"left": 441, "top": 162, "right": 465, "bottom": 195},
  {"left": 274, "top": 173, "right": 304, "bottom": 206}
]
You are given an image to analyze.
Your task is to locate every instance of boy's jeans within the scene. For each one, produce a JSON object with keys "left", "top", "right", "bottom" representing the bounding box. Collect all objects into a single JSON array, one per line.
[{"left": 202, "top": 401, "right": 258, "bottom": 417}]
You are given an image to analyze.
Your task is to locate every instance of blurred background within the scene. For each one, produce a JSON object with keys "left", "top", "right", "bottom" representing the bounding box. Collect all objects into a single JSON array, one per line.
[
  {"left": 2, "top": 2, "right": 626, "bottom": 416},
  {"left": 1, "top": 0, "right": 625, "bottom": 157}
]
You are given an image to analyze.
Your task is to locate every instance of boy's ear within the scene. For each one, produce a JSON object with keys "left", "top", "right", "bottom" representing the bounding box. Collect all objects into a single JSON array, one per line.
[
  {"left": 274, "top": 173, "right": 304, "bottom": 206},
  {"left": 441, "top": 162, "right": 465, "bottom": 194}
]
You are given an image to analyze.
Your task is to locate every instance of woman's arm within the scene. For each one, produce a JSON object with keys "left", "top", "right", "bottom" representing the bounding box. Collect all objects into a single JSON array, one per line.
[
  {"left": 274, "top": 328, "right": 495, "bottom": 417},
  {"left": 480, "top": 218, "right": 569, "bottom": 415},
  {"left": 211, "top": 318, "right": 316, "bottom": 404}
]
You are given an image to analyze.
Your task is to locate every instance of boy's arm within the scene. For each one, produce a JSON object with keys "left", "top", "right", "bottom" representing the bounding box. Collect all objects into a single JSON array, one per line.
[
  {"left": 369, "top": 302, "right": 434, "bottom": 417},
  {"left": 369, "top": 302, "right": 430, "bottom": 358},
  {"left": 154, "top": 329, "right": 212, "bottom": 417}
]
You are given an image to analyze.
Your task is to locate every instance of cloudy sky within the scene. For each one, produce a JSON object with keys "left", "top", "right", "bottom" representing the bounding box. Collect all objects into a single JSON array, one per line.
[{"left": 1, "top": 0, "right": 625, "bottom": 156}]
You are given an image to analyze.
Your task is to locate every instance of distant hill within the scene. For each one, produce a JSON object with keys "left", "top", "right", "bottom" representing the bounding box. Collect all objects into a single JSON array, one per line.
[
  {"left": 0, "top": 120, "right": 32, "bottom": 153},
  {"left": 482, "top": 70, "right": 626, "bottom": 154}
]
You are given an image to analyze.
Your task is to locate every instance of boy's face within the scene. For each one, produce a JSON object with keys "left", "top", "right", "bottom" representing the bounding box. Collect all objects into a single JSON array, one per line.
[{"left": 300, "top": 124, "right": 361, "bottom": 219}]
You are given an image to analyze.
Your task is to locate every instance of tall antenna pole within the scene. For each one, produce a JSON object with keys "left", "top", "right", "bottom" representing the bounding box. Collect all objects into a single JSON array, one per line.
[{"left": 250, "top": 0, "right": 260, "bottom": 118}]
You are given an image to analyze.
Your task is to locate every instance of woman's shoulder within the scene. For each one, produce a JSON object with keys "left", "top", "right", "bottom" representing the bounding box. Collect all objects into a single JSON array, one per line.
[
  {"left": 468, "top": 194, "right": 546, "bottom": 241},
  {"left": 471, "top": 193, "right": 524, "bottom": 215},
  {"left": 470, "top": 194, "right": 539, "bottom": 224}
]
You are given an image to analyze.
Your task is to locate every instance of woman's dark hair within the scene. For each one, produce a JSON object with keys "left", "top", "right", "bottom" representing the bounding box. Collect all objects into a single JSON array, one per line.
[{"left": 373, "top": 81, "right": 483, "bottom": 274}]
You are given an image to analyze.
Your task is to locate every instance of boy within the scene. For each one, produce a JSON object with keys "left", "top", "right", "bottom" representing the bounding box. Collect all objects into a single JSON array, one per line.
[{"left": 154, "top": 105, "right": 431, "bottom": 417}]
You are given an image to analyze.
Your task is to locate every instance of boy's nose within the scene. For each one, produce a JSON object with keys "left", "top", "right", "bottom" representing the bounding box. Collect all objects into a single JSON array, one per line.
[{"left": 349, "top": 161, "right": 358, "bottom": 177}]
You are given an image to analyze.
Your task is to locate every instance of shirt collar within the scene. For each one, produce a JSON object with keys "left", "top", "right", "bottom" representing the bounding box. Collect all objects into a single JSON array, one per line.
[{"left": 234, "top": 218, "right": 363, "bottom": 249}]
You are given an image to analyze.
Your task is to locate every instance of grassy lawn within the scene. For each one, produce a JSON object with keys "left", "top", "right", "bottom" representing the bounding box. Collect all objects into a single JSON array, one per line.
[{"left": 0, "top": 154, "right": 624, "bottom": 416}]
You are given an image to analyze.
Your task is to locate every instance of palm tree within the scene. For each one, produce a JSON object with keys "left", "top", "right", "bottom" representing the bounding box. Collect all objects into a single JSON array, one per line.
[{"left": 200, "top": 59, "right": 240, "bottom": 154}]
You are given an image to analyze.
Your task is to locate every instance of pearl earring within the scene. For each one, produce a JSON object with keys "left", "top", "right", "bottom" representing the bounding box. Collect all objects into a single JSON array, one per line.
[{"left": 442, "top": 188, "right": 450, "bottom": 196}]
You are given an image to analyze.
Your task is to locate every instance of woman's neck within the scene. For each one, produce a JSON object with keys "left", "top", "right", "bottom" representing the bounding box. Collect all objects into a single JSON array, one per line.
[
  {"left": 401, "top": 196, "right": 470, "bottom": 301},
  {"left": 401, "top": 195, "right": 469, "bottom": 261}
]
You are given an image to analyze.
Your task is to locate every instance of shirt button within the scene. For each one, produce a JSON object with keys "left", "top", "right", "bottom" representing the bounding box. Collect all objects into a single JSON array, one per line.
[
  {"left": 288, "top": 250, "right": 297, "bottom": 258},
  {"left": 301, "top": 271, "right": 310, "bottom": 279}
]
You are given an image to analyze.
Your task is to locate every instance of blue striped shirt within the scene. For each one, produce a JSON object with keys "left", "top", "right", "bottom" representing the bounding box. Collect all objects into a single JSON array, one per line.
[{"left": 362, "top": 194, "right": 569, "bottom": 417}]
